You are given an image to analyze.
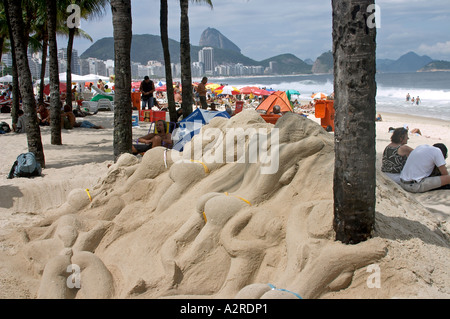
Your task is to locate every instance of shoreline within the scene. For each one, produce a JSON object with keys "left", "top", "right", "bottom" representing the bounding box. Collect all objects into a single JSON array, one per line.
[{"left": 377, "top": 111, "right": 450, "bottom": 126}]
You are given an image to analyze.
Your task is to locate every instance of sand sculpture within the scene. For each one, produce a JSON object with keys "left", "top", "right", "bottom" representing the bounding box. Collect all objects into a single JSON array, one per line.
[{"left": 11, "top": 110, "right": 449, "bottom": 299}]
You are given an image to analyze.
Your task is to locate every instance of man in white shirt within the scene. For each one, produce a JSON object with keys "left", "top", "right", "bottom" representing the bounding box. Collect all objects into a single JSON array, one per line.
[{"left": 399, "top": 143, "right": 450, "bottom": 193}]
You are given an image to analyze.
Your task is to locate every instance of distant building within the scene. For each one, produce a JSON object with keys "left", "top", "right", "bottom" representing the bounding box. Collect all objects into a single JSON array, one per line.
[
  {"left": 28, "top": 53, "right": 41, "bottom": 79},
  {"left": 192, "top": 62, "right": 203, "bottom": 78},
  {"left": 269, "top": 61, "right": 278, "bottom": 74},
  {"left": 105, "top": 59, "right": 115, "bottom": 77},
  {"left": 58, "top": 48, "right": 81, "bottom": 75},
  {"left": 80, "top": 57, "right": 107, "bottom": 76},
  {"left": 199, "top": 47, "right": 214, "bottom": 75}
]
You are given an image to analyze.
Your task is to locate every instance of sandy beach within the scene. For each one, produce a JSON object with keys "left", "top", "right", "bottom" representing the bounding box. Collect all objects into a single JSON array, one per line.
[{"left": 0, "top": 108, "right": 449, "bottom": 299}]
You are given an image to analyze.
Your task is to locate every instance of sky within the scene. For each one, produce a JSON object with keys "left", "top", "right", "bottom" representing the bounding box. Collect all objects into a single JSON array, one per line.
[{"left": 63, "top": 0, "right": 450, "bottom": 63}]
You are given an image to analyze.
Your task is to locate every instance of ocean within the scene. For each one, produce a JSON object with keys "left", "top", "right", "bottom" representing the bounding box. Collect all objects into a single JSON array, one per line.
[{"left": 207, "top": 72, "right": 450, "bottom": 121}]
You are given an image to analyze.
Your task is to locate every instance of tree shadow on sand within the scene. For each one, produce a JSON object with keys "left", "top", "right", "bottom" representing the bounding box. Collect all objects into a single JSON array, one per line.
[
  {"left": 374, "top": 212, "right": 450, "bottom": 248},
  {"left": 43, "top": 144, "right": 113, "bottom": 169},
  {"left": 0, "top": 185, "right": 23, "bottom": 209}
]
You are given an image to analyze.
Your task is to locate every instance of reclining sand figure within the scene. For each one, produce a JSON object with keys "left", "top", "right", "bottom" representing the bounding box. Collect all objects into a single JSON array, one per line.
[
  {"left": 234, "top": 202, "right": 387, "bottom": 299},
  {"left": 23, "top": 214, "right": 115, "bottom": 299},
  {"left": 155, "top": 113, "right": 388, "bottom": 298},
  {"left": 154, "top": 113, "right": 352, "bottom": 296},
  {"left": 22, "top": 111, "right": 389, "bottom": 299}
]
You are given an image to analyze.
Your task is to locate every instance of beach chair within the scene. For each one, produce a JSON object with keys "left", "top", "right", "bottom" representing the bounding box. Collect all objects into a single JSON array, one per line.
[
  {"left": 97, "top": 98, "right": 114, "bottom": 111},
  {"left": 148, "top": 120, "right": 176, "bottom": 135}
]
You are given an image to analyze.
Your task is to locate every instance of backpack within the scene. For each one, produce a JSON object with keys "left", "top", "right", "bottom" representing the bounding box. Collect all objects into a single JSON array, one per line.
[
  {"left": 7, "top": 152, "right": 42, "bottom": 179},
  {"left": 0, "top": 121, "right": 11, "bottom": 133}
]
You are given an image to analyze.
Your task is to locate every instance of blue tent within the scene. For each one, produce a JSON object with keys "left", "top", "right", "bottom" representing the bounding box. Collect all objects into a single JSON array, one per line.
[{"left": 172, "top": 108, "right": 230, "bottom": 151}]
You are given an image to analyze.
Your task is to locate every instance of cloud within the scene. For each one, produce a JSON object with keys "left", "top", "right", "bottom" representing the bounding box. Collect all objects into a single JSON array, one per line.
[
  {"left": 72, "top": 0, "right": 449, "bottom": 62},
  {"left": 418, "top": 41, "right": 450, "bottom": 57}
]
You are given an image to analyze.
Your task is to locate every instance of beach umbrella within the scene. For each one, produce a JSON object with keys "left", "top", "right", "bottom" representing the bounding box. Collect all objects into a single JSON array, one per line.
[
  {"left": 239, "top": 86, "right": 259, "bottom": 94},
  {"left": 286, "top": 89, "right": 300, "bottom": 101},
  {"left": 206, "top": 83, "right": 221, "bottom": 91},
  {"left": 213, "top": 85, "right": 224, "bottom": 93},
  {"left": 217, "top": 85, "right": 241, "bottom": 95},
  {"left": 252, "top": 89, "right": 271, "bottom": 96},
  {"left": 286, "top": 89, "right": 300, "bottom": 95},
  {"left": 311, "top": 92, "right": 327, "bottom": 100}
]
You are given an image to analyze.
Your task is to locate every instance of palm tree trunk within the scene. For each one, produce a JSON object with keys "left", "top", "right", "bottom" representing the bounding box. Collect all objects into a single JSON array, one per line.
[
  {"left": 65, "top": 27, "right": 75, "bottom": 108},
  {"left": 332, "top": 0, "right": 377, "bottom": 244},
  {"left": 46, "top": 0, "right": 61, "bottom": 145},
  {"left": 5, "top": 0, "right": 45, "bottom": 167},
  {"left": 4, "top": 0, "right": 19, "bottom": 126},
  {"left": 110, "top": 0, "right": 132, "bottom": 161},
  {"left": 180, "top": 0, "right": 193, "bottom": 118},
  {"left": 0, "top": 37, "right": 4, "bottom": 60},
  {"left": 160, "top": 0, "right": 177, "bottom": 122},
  {"left": 39, "top": 35, "right": 48, "bottom": 103}
]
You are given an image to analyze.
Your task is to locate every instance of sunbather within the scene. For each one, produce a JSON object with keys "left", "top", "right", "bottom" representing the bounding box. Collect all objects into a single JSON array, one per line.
[{"left": 132, "top": 119, "right": 173, "bottom": 154}]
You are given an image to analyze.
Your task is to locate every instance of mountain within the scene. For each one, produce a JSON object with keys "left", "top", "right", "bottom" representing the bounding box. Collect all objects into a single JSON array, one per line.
[
  {"left": 376, "top": 58, "right": 395, "bottom": 71},
  {"left": 81, "top": 34, "right": 186, "bottom": 65},
  {"left": 80, "top": 34, "right": 311, "bottom": 74},
  {"left": 260, "top": 54, "right": 312, "bottom": 74},
  {"left": 312, "top": 51, "right": 333, "bottom": 74},
  {"left": 199, "top": 27, "right": 241, "bottom": 54},
  {"left": 418, "top": 60, "right": 450, "bottom": 72},
  {"left": 377, "top": 51, "right": 433, "bottom": 73}
]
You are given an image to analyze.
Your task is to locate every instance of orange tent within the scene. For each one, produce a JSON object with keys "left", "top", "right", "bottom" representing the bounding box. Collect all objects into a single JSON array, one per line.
[{"left": 255, "top": 90, "right": 293, "bottom": 113}]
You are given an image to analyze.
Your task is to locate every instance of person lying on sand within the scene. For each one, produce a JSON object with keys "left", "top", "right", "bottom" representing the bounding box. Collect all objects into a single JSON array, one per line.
[{"left": 61, "top": 104, "right": 104, "bottom": 130}]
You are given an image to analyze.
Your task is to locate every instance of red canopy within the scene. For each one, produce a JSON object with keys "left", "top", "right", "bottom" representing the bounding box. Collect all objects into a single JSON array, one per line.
[
  {"left": 43, "top": 82, "right": 67, "bottom": 96},
  {"left": 131, "top": 81, "right": 141, "bottom": 91},
  {"left": 156, "top": 85, "right": 167, "bottom": 92}
]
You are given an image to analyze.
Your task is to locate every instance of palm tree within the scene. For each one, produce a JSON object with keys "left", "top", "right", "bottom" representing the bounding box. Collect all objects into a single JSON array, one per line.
[
  {"left": 0, "top": 5, "right": 8, "bottom": 58},
  {"left": 332, "top": 0, "right": 377, "bottom": 244},
  {"left": 46, "top": 0, "right": 62, "bottom": 145},
  {"left": 4, "top": 0, "right": 45, "bottom": 167},
  {"left": 0, "top": 3, "right": 19, "bottom": 125},
  {"left": 62, "top": 0, "right": 107, "bottom": 108},
  {"left": 110, "top": 0, "right": 132, "bottom": 161},
  {"left": 179, "top": 0, "right": 212, "bottom": 119},
  {"left": 160, "top": 0, "right": 177, "bottom": 122}
]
